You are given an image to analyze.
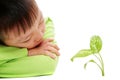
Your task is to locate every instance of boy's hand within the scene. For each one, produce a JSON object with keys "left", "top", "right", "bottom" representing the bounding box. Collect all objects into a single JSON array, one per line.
[{"left": 28, "top": 38, "right": 60, "bottom": 59}]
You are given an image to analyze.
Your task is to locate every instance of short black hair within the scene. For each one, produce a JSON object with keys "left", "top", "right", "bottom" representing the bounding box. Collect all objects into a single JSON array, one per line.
[{"left": 0, "top": 0, "right": 38, "bottom": 39}]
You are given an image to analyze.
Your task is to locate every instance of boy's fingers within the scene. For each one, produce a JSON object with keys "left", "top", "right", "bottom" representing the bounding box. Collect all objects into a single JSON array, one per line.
[
  {"left": 45, "top": 51, "right": 56, "bottom": 59},
  {"left": 48, "top": 43, "right": 60, "bottom": 50},
  {"left": 47, "top": 46, "right": 60, "bottom": 56},
  {"left": 44, "top": 38, "right": 54, "bottom": 43}
]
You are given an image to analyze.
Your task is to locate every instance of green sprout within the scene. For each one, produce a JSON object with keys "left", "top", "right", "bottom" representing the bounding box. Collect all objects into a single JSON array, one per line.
[{"left": 71, "top": 35, "right": 105, "bottom": 76}]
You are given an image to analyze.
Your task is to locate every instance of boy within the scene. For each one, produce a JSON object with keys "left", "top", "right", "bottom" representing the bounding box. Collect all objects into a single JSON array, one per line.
[{"left": 0, "top": 0, "right": 60, "bottom": 77}]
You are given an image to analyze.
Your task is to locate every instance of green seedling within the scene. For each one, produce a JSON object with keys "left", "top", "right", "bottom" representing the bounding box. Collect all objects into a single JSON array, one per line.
[{"left": 71, "top": 35, "right": 105, "bottom": 76}]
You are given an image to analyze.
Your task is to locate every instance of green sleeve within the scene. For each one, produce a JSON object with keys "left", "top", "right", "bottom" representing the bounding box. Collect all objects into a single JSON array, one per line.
[
  {"left": 0, "top": 45, "right": 27, "bottom": 61},
  {"left": 44, "top": 17, "right": 55, "bottom": 39}
]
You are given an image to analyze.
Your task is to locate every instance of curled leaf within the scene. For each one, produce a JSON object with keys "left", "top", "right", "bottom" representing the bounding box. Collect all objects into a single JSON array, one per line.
[
  {"left": 90, "top": 35, "right": 102, "bottom": 53},
  {"left": 71, "top": 49, "right": 93, "bottom": 61}
]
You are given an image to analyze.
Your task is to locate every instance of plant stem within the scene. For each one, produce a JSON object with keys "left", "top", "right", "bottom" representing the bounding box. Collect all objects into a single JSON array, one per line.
[
  {"left": 98, "top": 53, "right": 104, "bottom": 76},
  {"left": 93, "top": 53, "right": 105, "bottom": 76}
]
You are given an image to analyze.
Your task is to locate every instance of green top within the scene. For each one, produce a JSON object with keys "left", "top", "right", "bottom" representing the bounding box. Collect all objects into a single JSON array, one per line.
[{"left": 0, "top": 18, "right": 58, "bottom": 78}]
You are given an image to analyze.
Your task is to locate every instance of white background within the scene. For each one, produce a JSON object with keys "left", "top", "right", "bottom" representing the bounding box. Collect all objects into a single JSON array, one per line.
[{"left": 4, "top": 0, "right": 120, "bottom": 80}]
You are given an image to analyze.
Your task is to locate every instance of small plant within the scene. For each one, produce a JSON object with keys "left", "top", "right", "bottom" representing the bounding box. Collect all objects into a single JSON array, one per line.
[{"left": 71, "top": 35, "right": 105, "bottom": 76}]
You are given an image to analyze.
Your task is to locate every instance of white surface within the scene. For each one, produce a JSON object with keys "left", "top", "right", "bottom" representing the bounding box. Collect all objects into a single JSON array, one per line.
[{"left": 3, "top": 0, "right": 120, "bottom": 80}]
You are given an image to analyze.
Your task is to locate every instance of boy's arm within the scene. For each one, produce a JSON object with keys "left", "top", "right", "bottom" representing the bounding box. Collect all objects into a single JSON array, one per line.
[
  {"left": 0, "top": 45, "right": 27, "bottom": 61},
  {"left": 44, "top": 17, "right": 60, "bottom": 57}
]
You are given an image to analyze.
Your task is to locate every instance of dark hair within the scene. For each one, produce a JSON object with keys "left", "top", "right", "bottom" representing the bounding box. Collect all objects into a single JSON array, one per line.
[{"left": 0, "top": 0, "right": 38, "bottom": 39}]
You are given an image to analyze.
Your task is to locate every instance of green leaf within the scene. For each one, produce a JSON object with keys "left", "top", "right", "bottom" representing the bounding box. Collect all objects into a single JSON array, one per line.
[
  {"left": 90, "top": 35, "right": 102, "bottom": 53},
  {"left": 71, "top": 49, "right": 93, "bottom": 61},
  {"left": 84, "top": 59, "right": 96, "bottom": 69}
]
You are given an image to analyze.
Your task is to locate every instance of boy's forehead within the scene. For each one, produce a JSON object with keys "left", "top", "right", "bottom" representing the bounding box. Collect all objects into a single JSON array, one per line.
[
  {"left": 5, "top": 10, "right": 42, "bottom": 40},
  {"left": 4, "top": 26, "right": 30, "bottom": 40}
]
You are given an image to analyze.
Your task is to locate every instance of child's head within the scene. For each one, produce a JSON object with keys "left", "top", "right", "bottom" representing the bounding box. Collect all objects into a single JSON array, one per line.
[{"left": 0, "top": 0, "right": 45, "bottom": 49}]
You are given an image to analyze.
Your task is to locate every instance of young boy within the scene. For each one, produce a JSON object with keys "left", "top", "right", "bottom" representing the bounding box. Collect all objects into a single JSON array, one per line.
[{"left": 0, "top": 0, "right": 60, "bottom": 77}]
